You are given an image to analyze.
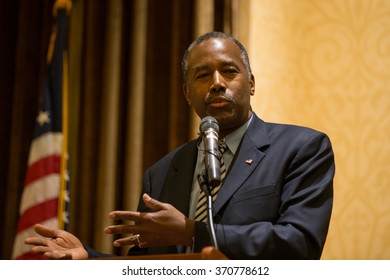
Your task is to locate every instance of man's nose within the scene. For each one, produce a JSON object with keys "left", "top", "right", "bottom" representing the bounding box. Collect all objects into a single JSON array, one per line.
[{"left": 210, "top": 71, "right": 226, "bottom": 93}]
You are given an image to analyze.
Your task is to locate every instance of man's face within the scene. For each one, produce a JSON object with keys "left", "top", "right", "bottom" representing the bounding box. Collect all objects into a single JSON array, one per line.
[{"left": 183, "top": 38, "right": 255, "bottom": 136}]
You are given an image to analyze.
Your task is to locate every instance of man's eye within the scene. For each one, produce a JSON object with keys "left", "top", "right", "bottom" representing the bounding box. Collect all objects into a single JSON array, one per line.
[
  {"left": 224, "top": 68, "right": 238, "bottom": 74},
  {"left": 196, "top": 73, "right": 209, "bottom": 79}
]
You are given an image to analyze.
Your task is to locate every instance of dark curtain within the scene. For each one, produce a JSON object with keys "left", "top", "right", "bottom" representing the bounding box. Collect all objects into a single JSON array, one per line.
[
  {"left": 0, "top": 0, "right": 55, "bottom": 259},
  {"left": 0, "top": 0, "right": 229, "bottom": 259}
]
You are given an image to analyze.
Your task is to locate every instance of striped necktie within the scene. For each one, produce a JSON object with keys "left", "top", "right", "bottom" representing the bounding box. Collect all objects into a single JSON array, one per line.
[{"left": 194, "top": 141, "right": 227, "bottom": 222}]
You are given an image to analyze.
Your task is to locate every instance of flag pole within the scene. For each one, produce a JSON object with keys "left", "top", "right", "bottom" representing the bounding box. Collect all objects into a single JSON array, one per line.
[
  {"left": 58, "top": 49, "right": 69, "bottom": 230},
  {"left": 53, "top": 0, "right": 72, "bottom": 230},
  {"left": 53, "top": 0, "right": 72, "bottom": 17}
]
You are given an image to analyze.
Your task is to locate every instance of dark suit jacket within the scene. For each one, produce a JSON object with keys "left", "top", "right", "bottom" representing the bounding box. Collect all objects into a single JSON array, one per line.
[{"left": 129, "top": 113, "right": 335, "bottom": 259}]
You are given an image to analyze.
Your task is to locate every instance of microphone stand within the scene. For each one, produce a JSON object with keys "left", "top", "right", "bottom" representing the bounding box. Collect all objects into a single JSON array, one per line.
[{"left": 197, "top": 171, "right": 219, "bottom": 250}]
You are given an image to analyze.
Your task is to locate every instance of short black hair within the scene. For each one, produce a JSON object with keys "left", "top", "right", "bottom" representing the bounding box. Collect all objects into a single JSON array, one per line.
[{"left": 181, "top": 31, "right": 252, "bottom": 83}]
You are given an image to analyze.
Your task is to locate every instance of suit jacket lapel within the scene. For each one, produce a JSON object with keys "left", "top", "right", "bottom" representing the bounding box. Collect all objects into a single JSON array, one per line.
[
  {"left": 149, "top": 140, "right": 198, "bottom": 255},
  {"left": 159, "top": 139, "right": 199, "bottom": 216},
  {"left": 213, "top": 114, "right": 270, "bottom": 213}
]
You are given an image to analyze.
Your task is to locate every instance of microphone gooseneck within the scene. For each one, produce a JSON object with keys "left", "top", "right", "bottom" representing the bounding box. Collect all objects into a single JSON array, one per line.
[{"left": 198, "top": 116, "right": 221, "bottom": 250}]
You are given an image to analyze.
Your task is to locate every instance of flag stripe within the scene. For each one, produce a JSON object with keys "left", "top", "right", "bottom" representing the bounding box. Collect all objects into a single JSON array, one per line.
[
  {"left": 16, "top": 198, "right": 58, "bottom": 233},
  {"left": 27, "top": 133, "right": 62, "bottom": 164},
  {"left": 19, "top": 174, "right": 60, "bottom": 214},
  {"left": 24, "top": 155, "right": 61, "bottom": 186}
]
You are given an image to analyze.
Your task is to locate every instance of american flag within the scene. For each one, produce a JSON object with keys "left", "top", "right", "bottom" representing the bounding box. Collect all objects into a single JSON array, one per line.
[{"left": 12, "top": 5, "right": 70, "bottom": 260}]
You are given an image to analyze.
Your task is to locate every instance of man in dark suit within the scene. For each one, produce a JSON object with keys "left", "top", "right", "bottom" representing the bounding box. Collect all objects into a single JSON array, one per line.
[{"left": 25, "top": 31, "right": 334, "bottom": 260}]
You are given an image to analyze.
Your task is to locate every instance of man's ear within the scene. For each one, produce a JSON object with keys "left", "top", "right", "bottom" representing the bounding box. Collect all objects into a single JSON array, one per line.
[
  {"left": 250, "top": 74, "right": 255, "bottom": 96},
  {"left": 183, "top": 83, "right": 192, "bottom": 105}
]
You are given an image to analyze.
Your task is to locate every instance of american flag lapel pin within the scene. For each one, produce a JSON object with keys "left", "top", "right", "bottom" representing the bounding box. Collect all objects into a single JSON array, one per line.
[{"left": 245, "top": 159, "right": 253, "bottom": 165}]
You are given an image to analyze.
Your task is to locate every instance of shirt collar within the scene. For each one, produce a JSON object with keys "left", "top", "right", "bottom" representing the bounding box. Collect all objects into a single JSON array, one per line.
[{"left": 222, "top": 113, "right": 253, "bottom": 155}]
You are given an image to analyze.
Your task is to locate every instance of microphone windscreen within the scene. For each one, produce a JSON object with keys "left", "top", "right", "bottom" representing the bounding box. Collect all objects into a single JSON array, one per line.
[{"left": 200, "top": 116, "right": 219, "bottom": 133}]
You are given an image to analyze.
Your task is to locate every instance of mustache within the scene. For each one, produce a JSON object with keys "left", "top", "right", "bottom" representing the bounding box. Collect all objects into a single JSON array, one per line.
[{"left": 205, "top": 92, "right": 233, "bottom": 104}]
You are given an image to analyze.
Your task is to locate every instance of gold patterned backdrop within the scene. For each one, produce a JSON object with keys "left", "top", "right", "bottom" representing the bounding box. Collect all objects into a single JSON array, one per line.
[{"left": 244, "top": 0, "right": 390, "bottom": 259}]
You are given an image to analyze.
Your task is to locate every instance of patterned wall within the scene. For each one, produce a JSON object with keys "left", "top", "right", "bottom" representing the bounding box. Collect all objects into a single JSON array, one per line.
[{"left": 247, "top": 0, "right": 390, "bottom": 259}]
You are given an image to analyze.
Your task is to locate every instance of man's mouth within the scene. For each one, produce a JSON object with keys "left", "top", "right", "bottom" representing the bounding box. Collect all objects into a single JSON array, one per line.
[
  {"left": 206, "top": 98, "right": 230, "bottom": 108},
  {"left": 209, "top": 101, "right": 229, "bottom": 108}
]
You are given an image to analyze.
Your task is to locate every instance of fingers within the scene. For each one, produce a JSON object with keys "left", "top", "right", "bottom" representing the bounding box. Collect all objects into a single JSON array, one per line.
[
  {"left": 29, "top": 245, "right": 56, "bottom": 256},
  {"left": 108, "top": 210, "right": 141, "bottom": 223},
  {"left": 24, "top": 236, "right": 49, "bottom": 246},
  {"left": 142, "top": 193, "right": 167, "bottom": 211},
  {"left": 112, "top": 233, "right": 158, "bottom": 248},
  {"left": 25, "top": 236, "right": 70, "bottom": 260},
  {"left": 25, "top": 224, "right": 58, "bottom": 246},
  {"left": 112, "top": 234, "right": 140, "bottom": 247},
  {"left": 105, "top": 225, "right": 153, "bottom": 247},
  {"left": 104, "top": 224, "right": 140, "bottom": 235},
  {"left": 30, "top": 246, "right": 70, "bottom": 260},
  {"left": 106, "top": 194, "right": 171, "bottom": 248},
  {"left": 34, "top": 224, "right": 58, "bottom": 239},
  {"left": 108, "top": 194, "right": 167, "bottom": 221},
  {"left": 107, "top": 194, "right": 168, "bottom": 230}
]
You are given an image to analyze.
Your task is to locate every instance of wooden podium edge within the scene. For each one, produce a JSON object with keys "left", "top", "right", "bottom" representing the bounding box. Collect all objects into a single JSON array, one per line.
[{"left": 95, "top": 246, "right": 228, "bottom": 260}]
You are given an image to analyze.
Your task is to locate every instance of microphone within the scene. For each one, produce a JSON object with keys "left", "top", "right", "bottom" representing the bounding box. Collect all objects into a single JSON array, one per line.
[{"left": 200, "top": 116, "right": 221, "bottom": 187}]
